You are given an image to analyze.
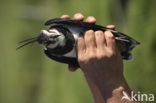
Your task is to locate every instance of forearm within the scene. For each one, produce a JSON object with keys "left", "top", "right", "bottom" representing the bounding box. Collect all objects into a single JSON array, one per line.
[
  {"left": 85, "top": 74, "right": 105, "bottom": 103},
  {"left": 97, "top": 77, "right": 131, "bottom": 103},
  {"left": 85, "top": 75, "right": 140, "bottom": 103}
]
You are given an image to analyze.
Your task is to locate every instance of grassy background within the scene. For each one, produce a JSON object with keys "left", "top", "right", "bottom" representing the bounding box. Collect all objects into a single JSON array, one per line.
[{"left": 0, "top": 0, "right": 156, "bottom": 103}]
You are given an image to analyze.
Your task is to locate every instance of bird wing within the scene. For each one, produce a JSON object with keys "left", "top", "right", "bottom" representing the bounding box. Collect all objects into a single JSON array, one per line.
[{"left": 45, "top": 18, "right": 140, "bottom": 60}]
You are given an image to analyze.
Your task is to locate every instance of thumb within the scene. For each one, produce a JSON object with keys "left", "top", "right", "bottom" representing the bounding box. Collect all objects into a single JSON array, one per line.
[{"left": 68, "top": 65, "right": 79, "bottom": 72}]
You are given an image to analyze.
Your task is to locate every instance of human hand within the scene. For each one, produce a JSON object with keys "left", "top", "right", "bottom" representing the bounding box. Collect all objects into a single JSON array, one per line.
[
  {"left": 61, "top": 13, "right": 119, "bottom": 75},
  {"left": 61, "top": 13, "right": 124, "bottom": 86},
  {"left": 61, "top": 13, "right": 123, "bottom": 84},
  {"left": 75, "top": 18, "right": 123, "bottom": 88},
  {"left": 61, "top": 13, "right": 135, "bottom": 103}
]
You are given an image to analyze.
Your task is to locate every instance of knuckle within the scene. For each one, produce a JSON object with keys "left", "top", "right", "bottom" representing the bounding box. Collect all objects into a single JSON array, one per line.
[
  {"left": 97, "top": 54, "right": 105, "bottom": 59},
  {"left": 78, "top": 57, "right": 85, "bottom": 63},
  {"left": 88, "top": 52, "right": 97, "bottom": 60},
  {"left": 106, "top": 50, "right": 116, "bottom": 58},
  {"left": 105, "top": 31, "right": 115, "bottom": 39},
  {"left": 86, "top": 30, "right": 94, "bottom": 35},
  {"left": 85, "top": 30, "right": 94, "bottom": 40},
  {"left": 97, "top": 51, "right": 105, "bottom": 58},
  {"left": 108, "top": 35, "right": 114, "bottom": 39},
  {"left": 96, "top": 49, "right": 107, "bottom": 58},
  {"left": 95, "top": 30, "right": 103, "bottom": 35}
]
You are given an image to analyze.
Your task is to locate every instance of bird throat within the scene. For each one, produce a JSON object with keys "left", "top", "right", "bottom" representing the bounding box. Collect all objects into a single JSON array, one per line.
[{"left": 46, "top": 26, "right": 75, "bottom": 55}]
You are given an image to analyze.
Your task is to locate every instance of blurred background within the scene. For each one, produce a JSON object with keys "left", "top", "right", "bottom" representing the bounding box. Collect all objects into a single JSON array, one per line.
[{"left": 0, "top": 0, "right": 156, "bottom": 103}]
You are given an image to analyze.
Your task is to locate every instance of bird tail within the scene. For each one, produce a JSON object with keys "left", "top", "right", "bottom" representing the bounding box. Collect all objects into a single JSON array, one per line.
[{"left": 110, "top": 30, "right": 140, "bottom": 60}]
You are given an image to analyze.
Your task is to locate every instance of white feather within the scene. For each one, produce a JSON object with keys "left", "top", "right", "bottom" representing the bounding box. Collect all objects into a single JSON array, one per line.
[
  {"left": 45, "top": 29, "right": 66, "bottom": 48},
  {"left": 63, "top": 28, "right": 80, "bottom": 58}
]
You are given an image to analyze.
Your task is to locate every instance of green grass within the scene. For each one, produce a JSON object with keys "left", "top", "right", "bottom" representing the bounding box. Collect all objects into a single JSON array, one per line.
[{"left": 0, "top": 0, "right": 156, "bottom": 103}]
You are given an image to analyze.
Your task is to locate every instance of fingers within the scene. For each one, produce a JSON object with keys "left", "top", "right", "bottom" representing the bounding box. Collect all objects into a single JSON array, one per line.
[
  {"left": 77, "top": 35, "right": 86, "bottom": 56},
  {"left": 68, "top": 65, "right": 78, "bottom": 72},
  {"left": 61, "top": 15, "right": 70, "bottom": 19},
  {"left": 105, "top": 31, "right": 116, "bottom": 51},
  {"left": 73, "top": 13, "right": 96, "bottom": 23},
  {"left": 86, "top": 16, "right": 96, "bottom": 24},
  {"left": 61, "top": 14, "right": 117, "bottom": 63},
  {"left": 73, "top": 13, "right": 84, "bottom": 21},
  {"left": 84, "top": 30, "right": 96, "bottom": 51},
  {"left": 85, "top": 16, "right": 97, "bottom": 50},
  {"left": 61, "top": 13, "right": 96, "bottom": 24},
  {"left": 106, "top": 25, "right": 115, "bottom": 30},
  {"left": 95, "top": 31, "right": 106, "bottom": 50},
  {"left": 61, "top": 13, "right": 84, "bottom": 21}
]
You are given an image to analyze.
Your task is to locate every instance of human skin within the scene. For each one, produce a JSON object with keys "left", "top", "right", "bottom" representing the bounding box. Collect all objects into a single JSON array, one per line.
[{"left": 61, "top": 13, "right": 139, "bottom": 103}]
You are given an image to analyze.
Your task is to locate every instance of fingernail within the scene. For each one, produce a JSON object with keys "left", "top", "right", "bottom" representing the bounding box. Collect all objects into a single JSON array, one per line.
[
  {"left": 86, "top": 16, "right": 96, "bottom": 22},
  {"left": 74, "top": 13, "right": 84, "bottom": 19},
  {"left": 61, "top": 15, "right": 70, "bottom": 19},
  {"left": 106, "top": 25, "right": 115, "bottom": 29}
]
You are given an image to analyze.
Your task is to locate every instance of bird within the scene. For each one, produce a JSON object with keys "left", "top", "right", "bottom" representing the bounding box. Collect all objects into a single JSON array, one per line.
[{"left": 17, "top": 18, "right": 140, "bottom": 67}]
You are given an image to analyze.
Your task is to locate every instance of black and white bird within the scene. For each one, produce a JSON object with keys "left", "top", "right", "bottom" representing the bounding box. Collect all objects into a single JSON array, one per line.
[{"left": 17, "top": 18, "right": 140, "bottom": 67}]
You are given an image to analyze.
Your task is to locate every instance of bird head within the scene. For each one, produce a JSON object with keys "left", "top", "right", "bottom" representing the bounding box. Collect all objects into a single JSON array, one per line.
[
  {"left": 16, "top": 28, "right": 66, "bottom": 50},
  {"left": 37, "top": 29, "right": 66, "bottom": 49}
]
